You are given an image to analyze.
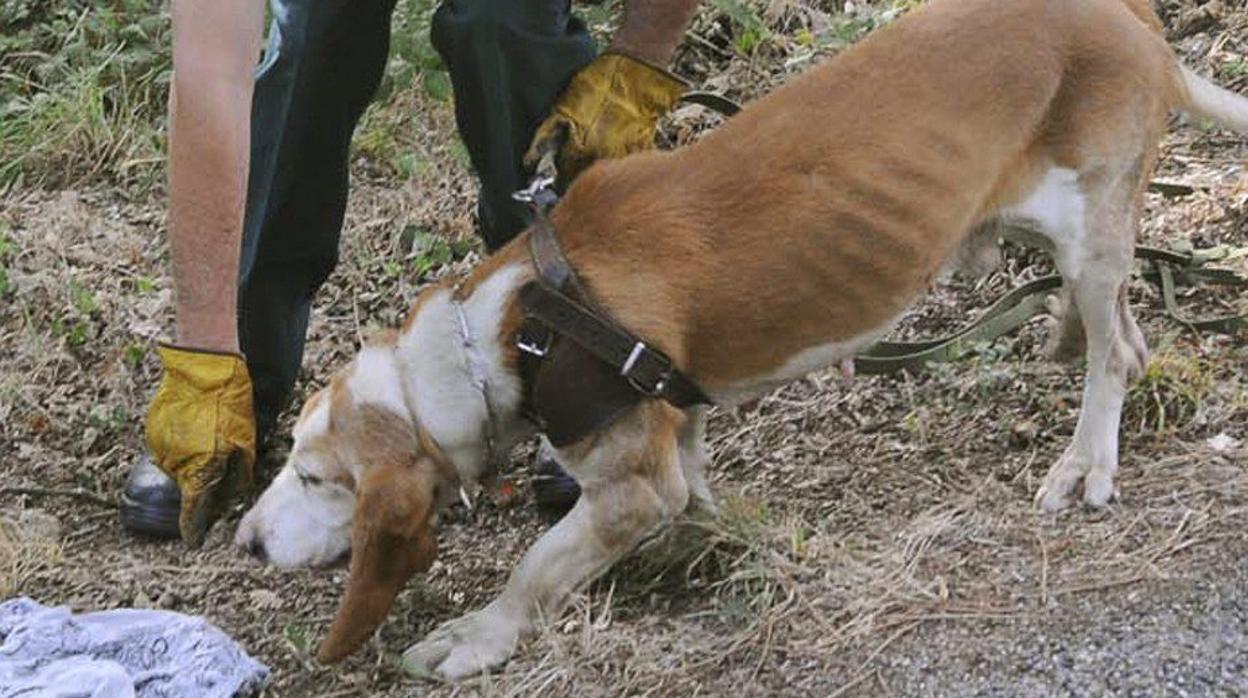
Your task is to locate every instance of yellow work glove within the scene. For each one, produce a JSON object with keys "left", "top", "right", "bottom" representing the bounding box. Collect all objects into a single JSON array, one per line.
[
  {"left": 525, "top": 52, "right": 687, "bottom": 187},
  {"left": 145, "top": 344, "right": 256, "bottom": 546}
]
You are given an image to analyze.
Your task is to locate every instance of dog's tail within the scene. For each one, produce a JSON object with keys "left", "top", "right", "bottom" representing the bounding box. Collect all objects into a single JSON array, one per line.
[{"left": 1178, "top": 64, "right": 1248, "bottom": 133}]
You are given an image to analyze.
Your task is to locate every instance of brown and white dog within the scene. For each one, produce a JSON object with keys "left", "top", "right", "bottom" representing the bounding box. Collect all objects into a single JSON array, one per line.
[{"left": 235, "top": 0, "right": 1248, "bottom": 678}]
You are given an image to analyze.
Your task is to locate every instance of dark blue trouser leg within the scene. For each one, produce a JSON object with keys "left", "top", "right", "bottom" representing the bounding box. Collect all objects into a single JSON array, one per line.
[
  {"left": 433, "top": 2, "right": 595, "bottom": 520},
  {"left": 432, "top": 0, "right": 596, "bottom": 251},
  {"left": 240, "top": 0, "right": 593, "bottom": 430},
  {"left": 238, "top": 0, "right": 397, "bottom": 434}
]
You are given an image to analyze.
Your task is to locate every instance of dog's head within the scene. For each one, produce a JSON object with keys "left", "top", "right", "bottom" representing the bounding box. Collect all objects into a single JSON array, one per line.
[{"left": 235, "top": 335, "right": 447, "bottom": 663}]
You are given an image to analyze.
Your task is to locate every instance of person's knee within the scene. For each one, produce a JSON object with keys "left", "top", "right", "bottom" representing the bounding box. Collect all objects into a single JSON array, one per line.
[
  {"left": 259, "top": 0, "right": 362, "bottom": 74},
  {"left": 433, "top": 0, "right": 510, "bottom": 32},
  {"left": 254, "top": 4, "right": 310, "bottom": 80},
  {"left": 432, "top": 0, "right": 568, "bottom": 58},
  {"left": 431, "top": 0, "right": 495, "bottom": 60}
]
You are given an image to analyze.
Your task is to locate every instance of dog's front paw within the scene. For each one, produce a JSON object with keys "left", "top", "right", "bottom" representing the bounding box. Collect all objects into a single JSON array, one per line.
[
  {"left": 401, "top": 606, "right": 520, "bottom": 680},
  {"left": 1034, "top": 448, "right": 1117, "bottom": 512}
]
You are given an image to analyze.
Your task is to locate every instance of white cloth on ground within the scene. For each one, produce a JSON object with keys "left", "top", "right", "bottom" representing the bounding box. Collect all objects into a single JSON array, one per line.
[{"left": 0, "top": 597, "right": 269, "bottom": 698}]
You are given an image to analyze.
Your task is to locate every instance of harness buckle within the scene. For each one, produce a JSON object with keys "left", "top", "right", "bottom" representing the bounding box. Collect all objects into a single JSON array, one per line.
[
  {"left": 517, "top": 323, "right": 553, "bottom": 358},
  {"left": 620, "top": 341, "right": 672, "bottom": 397}
]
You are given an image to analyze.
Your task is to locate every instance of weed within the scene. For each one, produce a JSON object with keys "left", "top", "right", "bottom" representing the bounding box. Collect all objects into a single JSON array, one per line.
[
  {"left": 407, "top": 230, "right": 474, "bottom": 278},
  {"left": 605, "top": 495, "right": 792, "bottom": 619},
  {"left": 0, "top": 228, "right": 12, "bottom": 298},
  {"left": 283, "top": 623, "right": 312, "bottom": 656},
  {"left": 123, "top": 342, "right": 147, "bottom": 368},
  {"left": 1124, "top": 347, "right": 1212, "bottom": 435},
  {"left": 87, "top": 403, "right": 128, "bottom": 433},
  {"left": 70, "top": 280, "right": 97, "bottom": 315},
  {"left": 712, "top": 0, "right": 772, "bottom": 54},
  {"left": 54, "top": 317, "right": 89, "bottom": 347},
  {"left": 353, "top": 0, "right": 450, "bottom": 176},
  {"left": 1220, "top": 56, "right": 1248, "bottom": 80}
]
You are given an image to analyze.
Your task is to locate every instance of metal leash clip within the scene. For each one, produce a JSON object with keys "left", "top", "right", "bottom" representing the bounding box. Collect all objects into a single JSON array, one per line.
[
  {"left": 512, "top": 173, "right": 559, "bottom": 212},
  {"left": 512, "top": 132, "right": 563, "bottom": 213}
]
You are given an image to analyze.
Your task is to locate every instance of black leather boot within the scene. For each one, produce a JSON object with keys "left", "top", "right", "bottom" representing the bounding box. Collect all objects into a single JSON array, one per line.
[
  {"left": 531, "top": 442, "right": 581, "bottom": 524},
  {"left": 119, "top": 453, "right": 181, "bottom": 539}
]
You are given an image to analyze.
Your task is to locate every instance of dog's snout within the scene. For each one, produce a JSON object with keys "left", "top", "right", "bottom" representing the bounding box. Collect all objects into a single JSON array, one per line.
[{"left": 247, "top": 538, "right": 269, "bottom": 563}]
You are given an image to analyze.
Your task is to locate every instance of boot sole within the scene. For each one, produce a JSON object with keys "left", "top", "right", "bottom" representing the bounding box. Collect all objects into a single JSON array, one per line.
[
  {"left": 119, "top": 493, "right": 181, "bottom": 539},
  {"left": 532, "top": 472, "right": 581, "bottom": 524}
]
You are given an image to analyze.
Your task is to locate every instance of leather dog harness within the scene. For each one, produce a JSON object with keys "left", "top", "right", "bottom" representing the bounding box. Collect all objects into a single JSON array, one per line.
[
  {"left": 514, "top": 212, "right": 711, "bottom": 447},
  {"left": 503, "top": 92, "right": 1246, "bottom": 446}
]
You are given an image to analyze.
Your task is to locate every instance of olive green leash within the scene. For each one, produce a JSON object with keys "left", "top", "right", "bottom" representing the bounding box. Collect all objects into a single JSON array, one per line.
[{"left": 854, "top": 230, "right": 1248, "bottom": 376}]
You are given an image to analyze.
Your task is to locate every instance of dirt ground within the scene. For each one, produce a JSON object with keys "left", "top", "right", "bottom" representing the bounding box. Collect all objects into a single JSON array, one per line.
[{"left": 1, "top": 1, "right": 1246, "bottom": 696}]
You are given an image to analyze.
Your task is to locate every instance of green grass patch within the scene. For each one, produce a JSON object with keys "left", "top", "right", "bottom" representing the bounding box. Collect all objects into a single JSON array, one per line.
[
  {"left": 1, "top": 0, "right": 171, "bottom": 190},
  {"left": 606, "top": 494, "right": 795, "bottom": 621},
  {"left": 1124, "top": 347, "right": 1213, "bottom": 435},
  {"left": 0, "top": 226, "right": 13, "bottom": 298}
]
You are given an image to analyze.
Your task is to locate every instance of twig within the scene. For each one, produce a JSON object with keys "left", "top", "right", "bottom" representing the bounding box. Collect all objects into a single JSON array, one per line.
[
  {"left": 311, "top": 690, "right": 363, "bottom": 698},
  {"left": 0, "top": 486, "right": 115, "bottom": 508},
  {"left": 828, "top": 669, "right": 874, "bottom": 698},
  {"left": 828, "top": 621, "right": 921, "bottom": 698},
  {"left": 1037, "top": 528, "right": 1049, "bottom": 610},
  {"left": 1051, "top": 573, "right": 1150, "bottom": 596},
  {"left": 749, "top": 615, "right": 776, "bottom": 682},
  {"left": 1147, "top": 180, "right": 1197, "bottom": 197}
]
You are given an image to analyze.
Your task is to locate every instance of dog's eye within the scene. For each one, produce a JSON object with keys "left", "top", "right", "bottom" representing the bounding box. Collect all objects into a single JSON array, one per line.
[{"left": 296, "top": 470, "right": 323, "bottom": 487}]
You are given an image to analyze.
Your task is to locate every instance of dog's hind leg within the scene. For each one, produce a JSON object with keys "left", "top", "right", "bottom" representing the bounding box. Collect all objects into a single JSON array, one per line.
[
  {"left": 402, "top": 402, "right": 690, "bottom": 678},
  {"left": 678, "top": 406, "right": 716, "bottom": 513},
  {"left": 1024, "top": 164, "right": 1150, "bottom": 512},
  {"left": 1043, "top": 285, "right": 1086, "bottom": 362}
]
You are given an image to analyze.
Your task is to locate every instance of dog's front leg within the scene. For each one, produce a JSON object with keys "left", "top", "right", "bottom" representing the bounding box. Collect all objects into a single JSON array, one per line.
[{"left": 403, "top": 405, "right": 689, "bottom": 679}]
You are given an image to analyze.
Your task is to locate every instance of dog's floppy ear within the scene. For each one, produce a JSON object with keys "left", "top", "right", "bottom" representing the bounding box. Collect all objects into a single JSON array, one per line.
[{"left": 316, "top": 457, "right": 437, "bottom": 663}]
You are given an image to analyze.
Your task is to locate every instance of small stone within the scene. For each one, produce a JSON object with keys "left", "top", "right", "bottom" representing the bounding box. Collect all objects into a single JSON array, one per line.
[
  {"left": 1207, "top": 433, "right": 1241, "bottom": 453},
  {"left": 249, "top": 589, "right": 282, "bottom": 610},
  {"left": 1009, "top": 420, "right": 1039, "bottom": 448}
]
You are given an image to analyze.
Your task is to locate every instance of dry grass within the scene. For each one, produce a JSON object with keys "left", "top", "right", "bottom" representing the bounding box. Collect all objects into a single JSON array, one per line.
[{"left": 0, "top": 509, "right": 64, "bottom": 599}]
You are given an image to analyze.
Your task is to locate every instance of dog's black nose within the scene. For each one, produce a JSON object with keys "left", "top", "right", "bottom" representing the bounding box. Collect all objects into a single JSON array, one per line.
[{"left": 247, "top": 538, "right": 268, "bottom": 563}]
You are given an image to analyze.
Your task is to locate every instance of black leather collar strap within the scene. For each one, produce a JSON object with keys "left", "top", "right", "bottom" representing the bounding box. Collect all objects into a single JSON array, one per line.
[
  {"left": 518, "top": 282, "right": 711, "bottom": 405},
  {"left": 515, "top": 213, "right": 711, "bottom": 446}
]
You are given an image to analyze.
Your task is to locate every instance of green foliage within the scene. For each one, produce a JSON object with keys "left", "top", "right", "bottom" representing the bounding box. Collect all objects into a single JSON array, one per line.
[
  {"left": 405, "top": 224, "right": 475, "bottom": 277},
  {"left": 711, "top": 0, "right": 772, "bottom": 53},
  {"left": 376, "top": 0, "right": 448, "bottom": 103},
  {"left": 87, "top": 403, "right": 128, "bottom": 432},
  {"left": 1124, "top": 349, "right": 1212, "bottom": 435},
  {"left": 1, "top": 0, "right": 172, "bottom": 189},
  {"left": 123, "top": 342, "right": 147, "bottom": 368},
  {"left": 1219, "top": 56, "right": 1248, "bottom": 80},
  {"left": 70, "top": 279, "right": 97, "bottom": 315},
  {"left": 579, "top": 0, "right": 621, "bottom": 38},
  {"left": 0, "top": 228, "right": 12, "bottom": 297},
  {"left": 282, "top": 623, "right": 312, "bottom": 656},
  {"left": 352, "top": 0, "right": 452, "bottom": 176},
  {"left": 51, "top": 315, "right": 89, "bottom": 347}
]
